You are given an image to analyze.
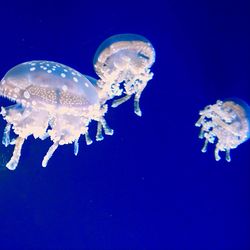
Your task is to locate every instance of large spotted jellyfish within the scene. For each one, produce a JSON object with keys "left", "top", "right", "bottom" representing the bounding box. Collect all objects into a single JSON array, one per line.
[
  {"left": 0, "top": 61, "right": 113, "bottom": 170},
  {"left": 195, "top": 99, "right": 250, "bottom": 162},
  {"left": 92, "top": 34, "right": 156, "bottom": 117}
]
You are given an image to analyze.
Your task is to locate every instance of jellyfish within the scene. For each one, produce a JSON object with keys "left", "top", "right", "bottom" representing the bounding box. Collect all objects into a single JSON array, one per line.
[
  {"left": 0, "top": 60, "right": 112, "bottom": 170},
  {"left": 195, "top": 98, "right": 250, "bottom": 162},
  {"left": 93, "top": 34, "right": 156, "bottom": 116},
  {"left": 0, "top": 34, "right": 156, "bottom": 170}
]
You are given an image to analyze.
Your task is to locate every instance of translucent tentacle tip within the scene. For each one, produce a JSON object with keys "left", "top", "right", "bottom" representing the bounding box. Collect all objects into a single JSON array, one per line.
[
  {"left": 85, "top": 132, "right": 93, "bottom": 145},
  {"left": 96, "top": 133, "right": 104, "bottom": 141},
  {"left": 134, "top": 99, "right": 142, "bottom": 117},
  {"left": 5, "top": 137, "right": 25, "bottom": 170}
]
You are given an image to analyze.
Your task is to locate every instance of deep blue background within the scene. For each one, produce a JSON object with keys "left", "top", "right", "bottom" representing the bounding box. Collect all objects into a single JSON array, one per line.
[{"left": 0, "top": 1, "right": 249, "bottom": 249}]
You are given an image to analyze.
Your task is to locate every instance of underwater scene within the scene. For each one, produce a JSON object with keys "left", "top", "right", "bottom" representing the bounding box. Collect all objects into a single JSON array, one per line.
[{"left": 0, "top": 0, "right": 249, "bottom": 249}]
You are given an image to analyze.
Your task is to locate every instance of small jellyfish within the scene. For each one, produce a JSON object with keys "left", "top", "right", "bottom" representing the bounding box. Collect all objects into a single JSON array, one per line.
[
  {"left": 195, "top": 99, "right": 250, "bottom": 162},
  {"left": 93, "top": 34, "right": 156, "bottom": 116},
  {"left": 0, "top": 60, "right": 112, "bottom": 170}
]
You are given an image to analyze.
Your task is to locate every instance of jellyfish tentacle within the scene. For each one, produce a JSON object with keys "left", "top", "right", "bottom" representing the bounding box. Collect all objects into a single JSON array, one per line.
[
  {"left": 42, "top": 141, "right": 59, "bottom": 167},
  {"left": 100, "top": 117, "right": 113, "bottom": 136},
  {"left": 2, "top": 123, "right": 11, "bottom": 147},
  {"left": 225, "top": 149, "right": 231, "bottom": 162},
  {"left": 6, "top": 136, "right": 25, "bottom": 170},
  {"left": 124, "top": 75, "right": 149, "bottom": 116},
  {"left": 112, "top": 95, "right": 132, "bottom": 108},
  {"left": 85, "top": 131, "right": 93, "bottom": 145},
  {"left": 96, "top": 121, "right": 104, "bottom": 141},
  {"left": 134, "top": 91, "right": 143, "bottom": 117},
  {"left": 111, "top": 78, "right": 147, "bottom": 116},
  {"left": 74, "top": 139, "right": 79, "bottom": 156},
  {"left": 201, "top": 139, "right": 209, "bottom": 153},
  {"left": 95, "top": 117, "right": 114, "bottom": 141},
  {"left": 214, "top": 146, "right": 221, "bottom": 161}
]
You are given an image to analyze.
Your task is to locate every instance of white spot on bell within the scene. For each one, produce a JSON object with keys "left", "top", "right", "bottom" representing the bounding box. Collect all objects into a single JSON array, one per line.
[
  {"left": 14, "top": 88, "right": 20, "bottom": 93},
  {"left": 47, "top": 70, "right": 52, "bottom": 73},
  {"left": 30, "top": 67, "right": 36, "bottom": 71},
  {"left": 24, "top": 91, "right": 30, "bottom": 99},
  {"left": 85, "top": 83, "right": 89, "bottom": 87},
  {"left": 62, "top": 85, "right": 68, "bottom": 91},
  {"left": 61, "top": 73, "right": 66, "bottom": 78},
  {"left": 73, "top": 77, "right": 78, "bottom": 82}
]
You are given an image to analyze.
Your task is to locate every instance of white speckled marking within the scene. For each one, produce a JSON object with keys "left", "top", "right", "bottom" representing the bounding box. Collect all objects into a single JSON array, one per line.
[
  {"left": 73, "top": 77, "right": 78, "bottom": 82},
  {"left": 30, "top": 67, "right": 36, "bottom": 71},
  {"left": 1, "top": 80, "right": 6, "bottom": 85},
  {"left": 62, "top": 85, "right": 68, "bottom": 91},
  {"left": 85, "top": 83, "right": 89, "bottom": 87},
  {"left": 14, "top": 88, "right": 20, "bottom": 93},
  {"left": 61, "top": 73, "right": 66, "bottom": 78},
  {"left": 47, "top": 70, "right": 52, "bottom": 73},
  {"left": 24, "top": 91, "right": 30, "bottom": 99}
]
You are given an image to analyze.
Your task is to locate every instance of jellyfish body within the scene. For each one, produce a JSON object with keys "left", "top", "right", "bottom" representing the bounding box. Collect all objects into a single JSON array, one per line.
[
  {"left": 0, "top": 61, "right": 111, "bottom": 170},
  {"left": 93, "top": 34, "right": 156, "bottom": 116},
  {"left": 195, "top": 99, "right": 250, "bottom": 162}
]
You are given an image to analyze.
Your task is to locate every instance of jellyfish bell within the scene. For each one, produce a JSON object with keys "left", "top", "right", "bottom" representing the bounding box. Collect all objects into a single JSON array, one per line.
[
  {"left": 1, "top": 61, "right": 99, "bottom": 115},
  {"left": 233, "top": 98, "right": 250, "bottom": 139},
  {"left": 195, "top": 98, "right": 250, "bottom": 162},
  {"left": 93, "top": 34, "right": 156, "bottom": 116},
  {"left": 0, "top": 61, "right": 111, "bottom": 170},
  {"left": 85, "top": 75, "right": 98, "bottom": 87}
]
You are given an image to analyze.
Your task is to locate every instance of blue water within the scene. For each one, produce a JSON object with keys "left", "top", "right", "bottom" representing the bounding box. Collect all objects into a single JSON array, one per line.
[{"left": 0, "top": 1, "right": 249, "bottom": 249}]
